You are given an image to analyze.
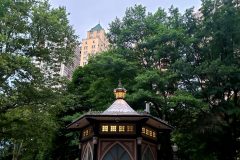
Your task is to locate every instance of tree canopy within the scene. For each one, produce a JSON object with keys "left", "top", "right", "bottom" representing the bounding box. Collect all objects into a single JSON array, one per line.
[
  {"left": 0, "top": 0, "right": 239, "bottom": 160},
  {"left": 0, "top": 0, "right": 78, "bottom": 159},
  {"left": 68, "top": 1, "right": 240, "bottom": 160}
]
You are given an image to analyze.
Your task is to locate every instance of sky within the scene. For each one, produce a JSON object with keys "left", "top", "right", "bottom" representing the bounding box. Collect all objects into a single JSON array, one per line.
[{"left": 49, "top": 0, "right": 202, "bottom": 40}]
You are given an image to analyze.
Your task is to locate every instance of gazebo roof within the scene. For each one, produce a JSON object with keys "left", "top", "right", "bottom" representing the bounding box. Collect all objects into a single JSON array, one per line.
[
  {"left": 102, "top": 99, "right": 139, "bottom": 115},
  {"left": 67, "top": 111, "right": 173, "bottom": 130},
  {"left": 67, "top": 82, "right": 173, "bottom": 130}
]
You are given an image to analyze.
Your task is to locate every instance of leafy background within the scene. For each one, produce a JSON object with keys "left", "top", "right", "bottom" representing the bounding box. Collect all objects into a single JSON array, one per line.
[{"left": 0, "top": 0, "right": 239, "bottom": 159}]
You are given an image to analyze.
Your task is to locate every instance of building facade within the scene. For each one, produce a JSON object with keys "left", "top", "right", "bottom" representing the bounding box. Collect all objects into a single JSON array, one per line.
[
  {"left": 80, "top": 24, "right": 109, "bottom": 66},
  {"left": 32, "top": 46, "right": 81, "bottom": 81},
  {"left": 67, "top": 83, "right": 173, "bottom": 160},
  {"left": 59, "top": 46, "right": 81, "bottom": 79}
]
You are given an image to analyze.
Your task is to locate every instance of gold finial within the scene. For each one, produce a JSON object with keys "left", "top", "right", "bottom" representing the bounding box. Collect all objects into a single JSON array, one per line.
[{"left": 114, "top": 80, "right": 127, "bottom": 99}]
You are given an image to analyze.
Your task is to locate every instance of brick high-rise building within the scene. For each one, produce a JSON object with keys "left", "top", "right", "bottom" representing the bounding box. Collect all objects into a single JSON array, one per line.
[{"left": 80, "top": 24, "right": 109, "bottom": 66}]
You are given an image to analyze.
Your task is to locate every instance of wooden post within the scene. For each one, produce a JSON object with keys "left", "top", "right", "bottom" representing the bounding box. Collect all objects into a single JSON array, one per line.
[{"left": 136, "top": 118, "right": 148, "bottom": 160}]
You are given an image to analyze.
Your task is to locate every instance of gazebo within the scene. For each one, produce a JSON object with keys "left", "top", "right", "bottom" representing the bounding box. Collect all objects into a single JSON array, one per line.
[{"left": 67, "top": 83, "right": 173, "bottom": 160}]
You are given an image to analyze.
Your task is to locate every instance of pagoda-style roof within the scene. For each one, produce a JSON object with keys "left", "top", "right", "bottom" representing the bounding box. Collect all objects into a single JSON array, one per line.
[
  {"left": 67, "top": 111, "right": 172, "bottom": 130},
  {"left": 67, "top": 82, "right": 173, "bottom": 131},
  {"left": 89, "top": 24, "right": 103, "bottom": 32},
  {"left": 102, "top": 99, "right": 139, "bottom": 115}
]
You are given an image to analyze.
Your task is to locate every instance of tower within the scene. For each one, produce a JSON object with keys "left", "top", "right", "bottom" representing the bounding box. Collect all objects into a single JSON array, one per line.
[
  {"left": 59, "top": 46, "right": 81, "bottom": 79},
  {"left": 80, "top": 24, "right": 109, "bottom": 66}
]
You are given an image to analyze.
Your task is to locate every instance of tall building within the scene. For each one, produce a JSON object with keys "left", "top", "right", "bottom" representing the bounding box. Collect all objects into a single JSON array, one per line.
[
  {"left": 33, "top": 46, "right": 81, "bottom": 81},
  {"left": 80, "top": 24, "right": 109, "bottom": 66},
  {"left": 59, "top": 46, "right": 81, "bottom": 79}
]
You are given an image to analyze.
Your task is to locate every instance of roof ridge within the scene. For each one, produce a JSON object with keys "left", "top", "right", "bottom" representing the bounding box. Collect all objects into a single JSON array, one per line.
[
  {"left": 102, "top": 99, "right": 139, "bottom": 115},
  {"left": 89, "top": 23, "right": 103, "bottom": 32}
]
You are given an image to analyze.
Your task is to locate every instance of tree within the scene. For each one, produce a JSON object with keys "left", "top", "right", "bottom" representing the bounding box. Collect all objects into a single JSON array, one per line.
[
  {"left": 108, "top": 2, "right": 240, "bottom": 159},
  {"left": 46, "top": 2, "right": 239, "bottom": 160},
  {"left": 0, "top": 0, "right": 78, "bottom": 159},
  {"left": 50, "top": 51, "right": 139, "bottom": 159},
  {"left": 70, "top": 51, "right": 139, "bottom": 110},
  {"left": 171, "top": 1, "right": 240, "bottom": 159}
]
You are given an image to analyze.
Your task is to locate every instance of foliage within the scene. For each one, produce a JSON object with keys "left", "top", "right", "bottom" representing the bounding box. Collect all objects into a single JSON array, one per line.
[
  {"left": 0, "top": 0, "right": 78, "bottom": 159},
  {"left": 70, "top": 51, "right": 139, "bottom": 111},
  {"left": 1, "top": 0, "right": 239, "bottom": 160},
  {"left": 69, "top": 2, "right": 240, "bottom": 160}
]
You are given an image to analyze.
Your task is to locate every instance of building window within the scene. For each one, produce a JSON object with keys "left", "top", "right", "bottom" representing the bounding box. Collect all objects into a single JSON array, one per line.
[
  {"left": 119, "top": 126, "right": 125, "bottom": 132},
  {"left": 82, "top": 127, "right": 93, "bottom": 138},
  {"left": 90, "top": 33, "right": 93, "bottom": 38},
  {"left": 93, "top": 40, "right": 95, "bottom": 43},
  {"left": 102, "top": 144, "right": 131, "bottom": 160},
  {"left": 102, "top": 125, "right": 108, "bottom": 132},
  {"left": 127, "top": 126, "right": 133, "bottom": 132},
  {"left": 100, "top": 124, "right": 134, "bottom": 133},
  {"left": 142, "top": 127, "right": 157, "bottom": 139},
  {"left": 110, "top": 125, "right": 117, "bottom": 132},
  {"left": 146, "top": 129, "right": 149, "bottom": 135},
  {"left": 153, "top": 132, "right": 156, "bottom": 138},
  {"left": 142, "top": 127, "right": 145, "bottom": 134},
  {"left": 82, "top": 143, "right": 93, "bottom": 160},
  {"left": 142, "top": 146, "right": 154, "bottom": 160},
  {"left": 85, "top": 130, "right": 89, "bottom": 136}
]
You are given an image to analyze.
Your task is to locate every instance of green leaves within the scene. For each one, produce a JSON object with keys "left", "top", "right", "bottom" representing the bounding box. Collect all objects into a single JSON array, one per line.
[
  {"left": 0, "top": 0, "right": 78, "bottom": 159},
  {"left": 97, "top": 3, "right": 240, "bottom": 160},
  {"left": 70, "top": 51, "right": 139, "bottom": 111},
  {"left": 0, "top": 1, "right": 238, "bottom": 159}
]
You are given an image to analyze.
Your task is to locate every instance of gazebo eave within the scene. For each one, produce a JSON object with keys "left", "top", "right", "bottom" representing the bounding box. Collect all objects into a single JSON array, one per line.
[{"left": 67, "top": 113, "right": 173, "bottom": 130}]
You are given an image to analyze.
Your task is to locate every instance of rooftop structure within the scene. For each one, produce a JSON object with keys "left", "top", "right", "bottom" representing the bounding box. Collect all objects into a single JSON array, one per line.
[
  {"left": 67, "top": 82, "right": 173, "bottom": 160},
  {"left": 89, "top": 24, "right": 103, "bottom": 32},
  {"left": 80, "top": 24, "right": 109, "bottom": 66}
]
